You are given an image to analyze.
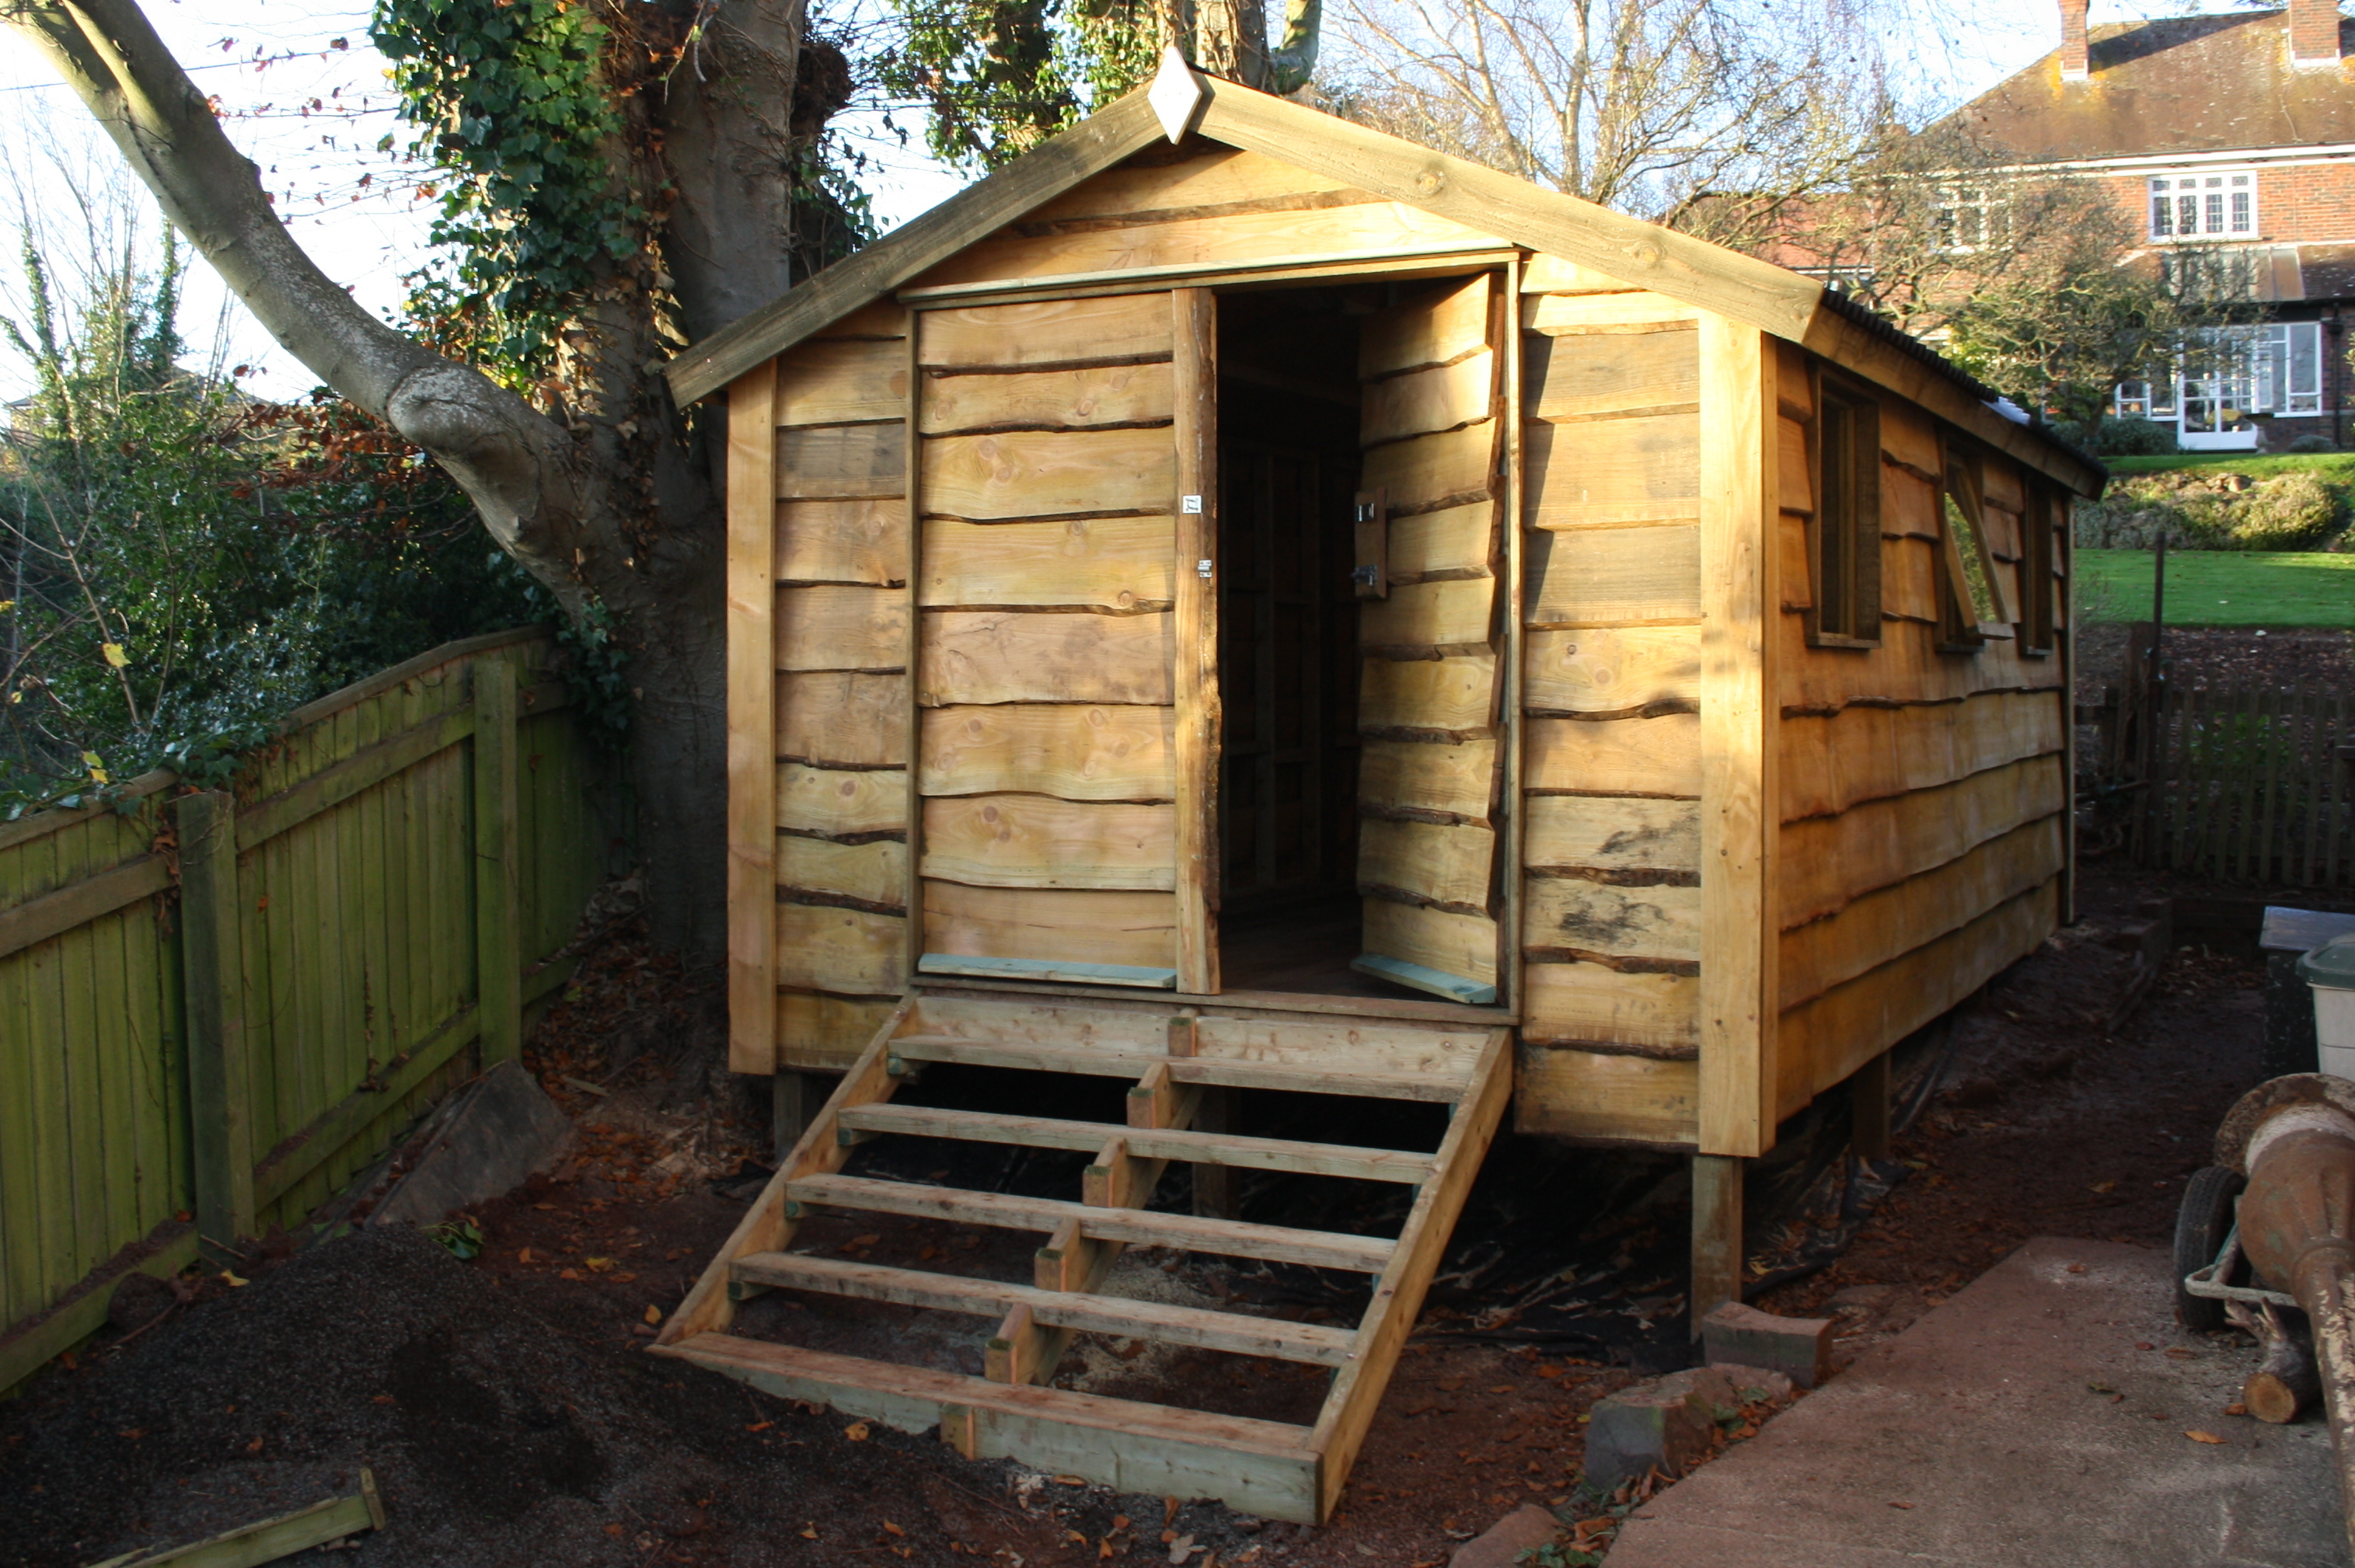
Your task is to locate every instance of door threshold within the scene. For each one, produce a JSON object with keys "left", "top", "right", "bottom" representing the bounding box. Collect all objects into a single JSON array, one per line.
[{"left": 911, "top": 974, "right": 1516, "bottom": 1027}]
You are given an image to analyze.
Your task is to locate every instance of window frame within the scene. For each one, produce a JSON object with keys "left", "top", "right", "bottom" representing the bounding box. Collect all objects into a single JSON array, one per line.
[
  {"left": 2148, "top": 169, "right": 2258, "bottom": 242},
  {"left": 2018, "top": 483, "right": 2058, "bottom": 657},
  {"left": 1806, "top": 371, "right": 1883, "bottom": 649},
  {"left": 1935, "top": 446, "right": 2015, "bottom": 651}
]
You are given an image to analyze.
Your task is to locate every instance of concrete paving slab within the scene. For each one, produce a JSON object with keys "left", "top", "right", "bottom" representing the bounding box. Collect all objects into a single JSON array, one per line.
[{"left": 1606, "top": 1239, "right": 2349, "bottom": 1568}]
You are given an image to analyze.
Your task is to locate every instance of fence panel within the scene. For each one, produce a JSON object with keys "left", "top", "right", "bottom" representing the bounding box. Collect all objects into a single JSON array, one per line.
[
  {"left": 2154, "top": 683, "right": 2355, "bottom": 886},
  {"left": 0, "top": 628, "right": 609, "bottom": 1390}
]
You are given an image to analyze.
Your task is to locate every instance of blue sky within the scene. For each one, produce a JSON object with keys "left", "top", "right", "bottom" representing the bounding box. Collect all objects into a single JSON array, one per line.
[{"left": 0, "top": 1, "right": 2267, "bottom": 399}]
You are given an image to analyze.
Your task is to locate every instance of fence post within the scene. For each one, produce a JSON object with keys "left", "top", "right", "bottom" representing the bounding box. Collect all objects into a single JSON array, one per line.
[
  {"left": 473, "top": 657, "right": 522, "bottom": 1068},
  {"left": 180, "top": 790, "right": 253, "bottom": 1260}
]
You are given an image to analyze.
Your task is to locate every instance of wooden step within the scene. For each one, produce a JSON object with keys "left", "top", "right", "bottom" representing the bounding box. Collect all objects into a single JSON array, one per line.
[
  {"left": 884, "top": 1035, "right": 1467, "bottom": 1103},
  {"left": 836, "top": 1104, "right": 1436, "bottom": 1183},
  {"left": 727, "top": 1252, "right": 1358, "bottom": 1364},
  {"left": 787, "top": 1173, "right": 1395, "bottom": 1271},
  {"left": 655, "top": 1331, "right": 1322, "bottom": 1523}
]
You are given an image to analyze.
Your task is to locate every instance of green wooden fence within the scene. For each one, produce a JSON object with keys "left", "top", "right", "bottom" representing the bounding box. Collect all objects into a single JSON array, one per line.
[
  {"left": 2151, "top": 683, "right": 2355, "bottom": 885},
  {"left": 0, "top": 629, "right": 610, "bottom": 1392}
]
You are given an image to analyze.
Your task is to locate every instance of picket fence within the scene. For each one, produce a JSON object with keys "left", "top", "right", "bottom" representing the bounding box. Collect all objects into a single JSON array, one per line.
[
  {"left": 0, "top": 629, "right": 609, "bottom": 1392},
  {"left": 2147, "top": 683, "right": 2355, "bottom": 886}
]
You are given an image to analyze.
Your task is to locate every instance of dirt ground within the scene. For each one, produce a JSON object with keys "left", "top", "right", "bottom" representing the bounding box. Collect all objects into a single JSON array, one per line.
[
  {"left": 0, "top": 862, "right": 2300, "bottom": 1567},
  {"left": 2074, "top": 623, "right": 2353, "bottom": 699}
]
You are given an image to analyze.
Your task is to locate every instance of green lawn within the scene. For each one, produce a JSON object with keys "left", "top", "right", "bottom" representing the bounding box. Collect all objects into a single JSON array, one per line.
[
  {"left": 2105, "top": 451, "right": 2355, "bottom": 482},
  {"left": 2076, "top": 547, "right": 2355, "bottom": 626}
]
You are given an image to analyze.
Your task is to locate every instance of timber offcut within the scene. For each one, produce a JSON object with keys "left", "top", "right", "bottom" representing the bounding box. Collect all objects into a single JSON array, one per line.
[{"left": 671, "top": 48, "right": 2103, "bottom": 1521}]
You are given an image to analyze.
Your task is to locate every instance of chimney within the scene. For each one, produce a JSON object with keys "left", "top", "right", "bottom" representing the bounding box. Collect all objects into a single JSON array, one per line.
[
  {"left": 2059, "top": 0, "right": 2090, "bottom": 81},
  {"left": 2290, "top": 0, "right": 2343, "bottom": 68}
]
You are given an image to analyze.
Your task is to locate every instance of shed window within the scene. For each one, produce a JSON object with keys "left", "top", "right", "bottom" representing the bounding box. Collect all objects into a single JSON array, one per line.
[
  {"left": 1809, "top": 381, "right": 1882, "bottom": 646},
  {"left": 2019, "top": 485, "right": 2058, "bottom": 657},
  {"left": 1938, "top": 455, "right": 2013, "bottom": 647}
]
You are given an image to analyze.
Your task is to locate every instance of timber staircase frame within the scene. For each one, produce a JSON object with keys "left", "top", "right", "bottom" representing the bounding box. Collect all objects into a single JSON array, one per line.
[{"left": 654, "top": 991, "right": 1512, "bottom": 1523}]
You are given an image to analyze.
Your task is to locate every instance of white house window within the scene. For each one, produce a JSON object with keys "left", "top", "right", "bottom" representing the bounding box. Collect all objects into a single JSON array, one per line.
[
  {"left": 2114, "top": 321, "right": 2325, "bottom": 448},
  {"left": 1937, "top": 186, "right": 2009, "bottom": 253},
  {"left": 2150, "top": 171, "right": 2257, "bottom": 240}
]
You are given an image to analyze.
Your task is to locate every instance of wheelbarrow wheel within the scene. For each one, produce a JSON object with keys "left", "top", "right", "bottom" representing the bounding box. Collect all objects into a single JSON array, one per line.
[{"left": 2175, "top": 1164, "right": 2245, "bottom": 1333}]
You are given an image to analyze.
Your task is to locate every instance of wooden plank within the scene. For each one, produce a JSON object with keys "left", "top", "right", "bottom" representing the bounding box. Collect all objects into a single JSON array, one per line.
[
  {"left": 885, "top": 1035, "right": 1470, "bottom": 1101},
  {"left": 252, "top": 998, "right": 481, "bottom": 1207},
  {"left": 0, "top": 855, "right": 170, "bottom": 963},
  {"left": 919, "top": 361, "right": 1174, "bottom": 434},
  {"left": 905, "top": 993, "right": 1174, "bottom": 1050},
  {"left": 1522, "top": 292, "right": 1703, "bottom": 333},
  {"left": 1359, "top": 737, "right": 1498, "bottom": 823},
  {"left": 776, "top": 904, "right": 906, "bottom": 995},
  {"left": 1358, "top": 819, "right": 1493, "bottom": 910},
  {"left": 776, "top": 339, "right": 909, "bottom": 425},
  {"left": 1306, "top": 1029, "right": 1512, "bottom": 1520},
  {"left": 725, "top": 357, "right": 781, "bottom": 1068},
  {"left": 1361, "top": 577, "right": 1495, "bottom": 653},
  {"left": 776, "top": 423, "right": 905, "bottom": 501},
  {"left": 1524, "top": 626, "right": 1701, "bottom": 714},
  {"left": 921, "top": 796, "right": 1175, "bottom": 890},
  {"left": 1780, "top": 814, "right": 2065, "bottom": 1009},
  {"left": 834, "top": 1103, "right": 1436, "bottom": 1184},
  {"left": 1778, "top": 754, "right": 2067, "bottom": 929},
  {"left": 775, "top": 498, "right": 909, "bottom": 587},
  {"left": 1520, "top": 961, "right": 1699, "bottom": 1052},
  {"left": 923, "top": 882, "right": 1177, "bottom": 970},
  {"left": 787, "top": 1174, "right": 1395, "bottom": 1270},
  {"left": 232, "top": 707, "right": 479, "bottom": 848},
  {"left": 658, "top": 1333, "right": 1321, "bottom": 1523},
  {"left": 1526, "top": 796, "right": 1701, "bottom": 872},
  {"left": 1525, "top": 713, "right": 1702, "bottom": 796},
  {"left": 1189, "top": 1013, "right": 1490, "bottom": 1078},
  {"left": 922, "top": 610, "right": 1174, "bottom": 706},
  {"left": 920, "top": 515, "right": 1175, "bottom": 611},
  {"left": 1528, "top": 327, "right": 1699, "bottom": 420},
  {"left": 900, "top": 326, "right": 927, "bottom": 984},
  {"left": 1523, "top": 414, "right": 1700, "bottom": 530},
  {"left": 1020, "top": 145, "right": 1356, "bottom": 226},
  {"left": 778, "top": 672, "right": 909, "bottom": 768},
  {"left": 811, "top": 301, "right": 912, "bottom": 342},
  {"left": 906, "top": 249, "right": 1522, "bottom": 309},
  {"left": 776, "top": 585, "right": 909, "bottom": 672},
  {"left": 1363, "top": 898, "right": 1498, "bottom": 985},
  {"left": 729, "top": 1250, "right": 1355, "bottom": 1364},
  {"left": 1525, "top": 523, "right": 1702, "bottom": 626},
  {"left": 1360, "top": 274, "right": 1493, "bottom": 378},
  {"left": 919, "top": 704, "right": 1174, "bottom": 800},
  {"left": 1360, "top": 655, "right": 1498, "bottom": 737},
  {"left": 1523, "top": 254, "right": 1642, "bottom": 293},
  {"left": 1778, "top": 689, "right": 2065, "bottom": 821},
  {"left": 1362, "top": 350, "right": 1495, "bottom": 446},
  {"left": 178, "top": 791, "right": 253, "bottom": 1252},
  {"left": 776, "top": 764, "right": 909, "bottom": 840},
  {"left": 1172, "top": 287, "right": 1224, "bottom": 993},
  {"left": 1697, "top": 316, "right": 1774, "bottom": 1159},
  {"left": 1778, "top": 880, "right": 2057, "bottom": 1118},
  {"left": 472, "top": 657, "right": 523, "bottom": 1068},
  {"left": 917, "top": 293, "right": 1176, "bottom": 368},
  {"left": 1388, "top": 501, "right": 1496, "bottom": 581},
  {"left": 1778, "top": 414, "right": 1812, "bottom": 514},
  {"left": 778, "top": 836, "right": 909, "bottom": 909},
  {"left": 919, "top": 199, "right": 1507, "bottom": 291},
  {"left": 777, "top": 990, "right": 899, "bottom": 1071},
  {"left": 1524, "top": 874, "right": 1701, "bottom": 961},
  {"left": 1515, "top": 1044, "right": 1697, "bottom": 1144},
  {"left": 1361, "top": 423, "right": 1495, "bottom": 513},
  {"left": 918, "top": 953, "right": 1178, "bottom": 988},
  {"left": 84, "top": 1472, "right": 385, "bottom": 1567},
  {"left": 923, "top": 428, "right": 1177, "bottom": 521}
]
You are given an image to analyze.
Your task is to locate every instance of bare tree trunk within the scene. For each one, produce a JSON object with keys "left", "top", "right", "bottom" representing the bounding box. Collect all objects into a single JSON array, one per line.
[{"left": 8, "top": 0, "right": 815, "bottom": 958}]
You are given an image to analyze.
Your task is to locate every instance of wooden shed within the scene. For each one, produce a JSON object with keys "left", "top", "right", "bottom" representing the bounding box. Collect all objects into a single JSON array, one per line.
[{"left": 653, "top": 54, "right": 2103, "bottom": 1520}]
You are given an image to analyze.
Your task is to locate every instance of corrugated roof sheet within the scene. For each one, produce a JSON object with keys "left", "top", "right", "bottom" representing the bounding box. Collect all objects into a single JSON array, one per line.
[{"left": 1955, "top": 10, "right": 2355, "bottom": 162}]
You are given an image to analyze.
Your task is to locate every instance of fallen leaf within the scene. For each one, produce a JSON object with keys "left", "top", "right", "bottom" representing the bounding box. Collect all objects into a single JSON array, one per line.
[
  {"left": 533, "top": 1203, "right": 557, "bottom": 1211},
  {"left": 518, "top": 1247, "right": 534, "bottom": 1264},
  {"left": 584, "top": 1257, "right": 616, "bottom": 1273},
  {"left": 2186, "top": 1430, "right": 2226, "bottom": 1444},
  {"left": 245, "top": 1437, "right": 264, "bottom": 1454},
  {"left": 1889, "top": 1500, "right": 1913, "bottom": 1510},
  {"left": 1055, "top": 1475, "right": 1087, "bottom": 1486},
  {"left": 117, "top": 1429, "right": 144, "bottom": 1440},
  {"left": 745, "top": 1421, "right": 773, "bottom": 1433},
  {"left": 1487, "top": 1385, "right": 1514, "bottom": 1394},
  {"left": 845, "top": 1422, "right": 870, "bottom": 1441},
  {"left": 2066, "top": 1263, "right": 2087, "bottom": 1274},
  {"left": 2226, "top": 1402, "right": 2249, "bottom": 1417},
  {"left": 2090, "top": 1181, "right": 2117, "bottom": 1193},
  {"left": 644, "top": 1305, "right": 663, "bottom": 1325},
  {"left": 2165, "top": 1347, "right": 2197, "bottom": 1360},
  {"left": 605, "top": 1524, "right": 626, "bottom": 1538},
  {"left": 851, "top": 1234, "right": 881, "bottom": 1248},
  {"left": 2136, "top": 1341, "right": 2155, "bottom": 1351},
  {"left": 1536, "top": 1365, "right": 1563, "bottom": 1379},
  {"left": 220, "top": 1270, "right": 248, "bottom": 1288},
  {"left": 559, "top": 1268, "right": 583, "bottom": 1281},
  {"left": 371, "top": 1395, "right": 396, "bottom": 1406},
  {"left": 883, "top": 1521, "right": 905, "bottom": 1537},
  {"left": 800, "top": 1527, "right": 818, "bottom": 1540}
]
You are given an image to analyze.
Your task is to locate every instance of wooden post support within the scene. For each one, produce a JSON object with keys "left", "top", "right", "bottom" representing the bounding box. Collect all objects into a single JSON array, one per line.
[
  {"left": 1852, "top": 1050, "right": 1892, "bottom": 1162},
  {"left": 473, "top": 656, "right": 522, "bottom": 1068},
  {"left": 1691, "top": 1152, "right": 1745, "bottom": 1329},
  {"left": 727, "top": 358, "right": 780, "bottom": 1075},
  {"left": 181, "top": 789, "right": 254, "bottom": 1258},
  {"left": 773, "top": 1069, "right": 818, "bottom": 1162},
  {"left": 1171, "top": 287, "right": 1221, "bottom": 996},
  {"left": 1191, "top": 1085, "right": 1237, "bottom": 1219}
]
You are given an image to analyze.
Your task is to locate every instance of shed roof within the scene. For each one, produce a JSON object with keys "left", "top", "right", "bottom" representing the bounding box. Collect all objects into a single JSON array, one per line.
[{"left": 664, "top": 61, "right": 2102, "bottom": 494}]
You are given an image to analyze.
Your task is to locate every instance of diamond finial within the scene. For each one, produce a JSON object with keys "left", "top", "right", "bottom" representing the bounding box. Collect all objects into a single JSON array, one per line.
[{"left": 1148, "top": 44, "right": 1209, "bottom": 144}]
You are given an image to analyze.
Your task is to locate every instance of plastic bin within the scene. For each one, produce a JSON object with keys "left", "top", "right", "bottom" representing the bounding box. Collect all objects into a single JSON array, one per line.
[{"left": 2299, "top": 932, "right": 2355, "bottom": 1080}]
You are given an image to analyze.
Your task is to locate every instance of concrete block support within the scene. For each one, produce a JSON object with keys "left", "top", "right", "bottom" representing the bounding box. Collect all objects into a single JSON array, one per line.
[{"left": 1702, "top": 1300, "right": 1835, "bottom": 1389}]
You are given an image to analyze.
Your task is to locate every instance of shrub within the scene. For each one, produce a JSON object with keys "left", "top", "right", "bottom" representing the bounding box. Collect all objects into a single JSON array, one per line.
[
  {"left": 2286, "top": 434, "right": 2339, "bottom": 455},
  {"left": 2081, "top": 416, "right": 2180, "bottom": 456},
  {"left": 2073, "top": 468, "right": 2344, "bottom": 551}
]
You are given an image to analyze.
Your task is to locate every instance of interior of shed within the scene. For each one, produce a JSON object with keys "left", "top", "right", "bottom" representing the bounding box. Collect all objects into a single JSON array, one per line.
[{"left": 1211, "top": 285, "right": 1383, "bottom": 998}]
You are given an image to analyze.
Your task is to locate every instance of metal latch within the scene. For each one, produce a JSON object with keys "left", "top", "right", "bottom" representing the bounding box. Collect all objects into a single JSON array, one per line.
[{"left": 1197, "top": 559, "right": 1214, "bottom": 580}]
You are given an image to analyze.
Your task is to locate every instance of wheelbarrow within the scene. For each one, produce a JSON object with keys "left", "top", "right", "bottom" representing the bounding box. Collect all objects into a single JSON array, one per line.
[{"left": 2179, "top": 1074, "right": 2355, "bottom": 1555}]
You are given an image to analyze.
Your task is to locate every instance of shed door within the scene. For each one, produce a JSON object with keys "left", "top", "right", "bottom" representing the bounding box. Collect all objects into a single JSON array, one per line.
[
  {"left": 910, "top": 290, "right": 1217, "bottom": 991},
  {"left": 1351, "top": 274, "right": 1506, "bottom": 1005}
]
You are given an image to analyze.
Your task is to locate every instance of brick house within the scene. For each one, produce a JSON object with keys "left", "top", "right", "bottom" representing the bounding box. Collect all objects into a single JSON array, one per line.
[{"left": 1953, "top": 0, "right": 2355, "bottom": 449}]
